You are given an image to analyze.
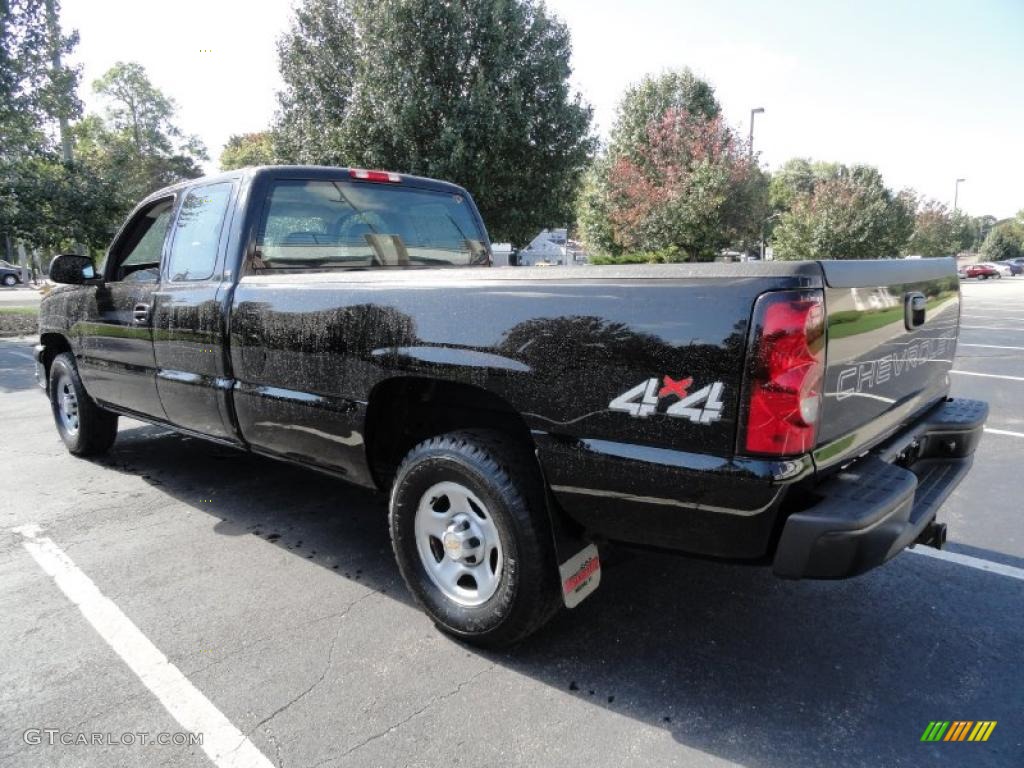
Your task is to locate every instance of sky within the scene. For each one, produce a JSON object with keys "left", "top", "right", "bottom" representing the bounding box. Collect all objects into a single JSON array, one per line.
[{"left": 60, "top": 0, "right": 1024, "bottom": 219}]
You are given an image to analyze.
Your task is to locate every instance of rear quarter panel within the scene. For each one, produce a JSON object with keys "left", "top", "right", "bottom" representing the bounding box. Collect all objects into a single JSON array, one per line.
[{"left": 229, "top": 269, "right": 800, "bottom": 457}]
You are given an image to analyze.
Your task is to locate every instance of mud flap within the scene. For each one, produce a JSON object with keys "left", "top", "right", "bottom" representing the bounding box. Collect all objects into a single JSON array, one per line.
[
  {"left": 536, "top": 449, "right": 601, "bottom": 608},
  {"left": 558, "top": 542, "right": 601, "bottom": 608}
]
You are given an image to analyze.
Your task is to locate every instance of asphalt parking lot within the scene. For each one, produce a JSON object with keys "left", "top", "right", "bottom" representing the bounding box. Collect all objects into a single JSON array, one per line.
[{"left": 1, "top": 277, "right": 1022, "bottom": 768}]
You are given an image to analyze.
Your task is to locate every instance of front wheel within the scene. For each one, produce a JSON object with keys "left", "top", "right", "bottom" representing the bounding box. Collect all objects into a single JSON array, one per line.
[
  {"left": 49, "top": 352, "right": 119, "bottom": 456},
  {"left": 389, "top": 430, "right": 561, "bottom": 647},
  {"left": 1, "top": 274, "right": 16, "bottom": 287}
]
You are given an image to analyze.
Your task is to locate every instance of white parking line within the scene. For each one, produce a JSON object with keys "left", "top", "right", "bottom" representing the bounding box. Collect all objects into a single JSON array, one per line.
[
  {"left": 962, "top": 315, "right": 1024, "bottom": 321},
  {"left": 959, "top": 343, "right": 1024, "bottom": 351},
  {"left": 951, "top": 370, "right": 1024, "bottom": 382},
  {"left": 985, "top": 427, "right": 1024, "bottom": 439},
  {"left": 908, "top": 546, "right": 1024, "bottom": 582},
  {"left": 958, "top": 327, "right": 1024, "bottom": 333},
  {"left": 11, "top": 525, "right": 274, "bottom": 768}
]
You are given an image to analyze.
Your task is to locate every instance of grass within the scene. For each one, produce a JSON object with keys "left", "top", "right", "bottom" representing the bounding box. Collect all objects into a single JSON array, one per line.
[{"left": 0, "top": 306, "right": 39, "bottom": 316}]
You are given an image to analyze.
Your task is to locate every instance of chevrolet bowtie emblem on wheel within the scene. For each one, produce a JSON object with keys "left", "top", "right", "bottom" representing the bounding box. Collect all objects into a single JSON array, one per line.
[{"left": 610, "top": 375, "right": 725, "bottom": 424}]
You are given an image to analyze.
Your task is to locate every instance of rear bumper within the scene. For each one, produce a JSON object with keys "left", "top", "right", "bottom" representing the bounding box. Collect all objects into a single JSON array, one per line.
[{"left": 773, "top": 397, "right": 988, "bottom": 579}]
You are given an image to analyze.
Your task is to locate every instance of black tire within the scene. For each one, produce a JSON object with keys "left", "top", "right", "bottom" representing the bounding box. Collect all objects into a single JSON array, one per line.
[
  {"left": 389, "top": 430, "right": 561, "bottom": 647},
  {"left": 1, "top": 274, "right": 16, "bottom": 287},
  {"left": 49, "top": 352, "right": 119, "bottom": 456}
]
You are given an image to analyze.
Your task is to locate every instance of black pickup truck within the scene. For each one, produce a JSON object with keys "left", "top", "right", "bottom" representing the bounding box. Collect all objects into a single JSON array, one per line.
[{"left": 36, "top": 166, "right": 987, "bottom": 646}]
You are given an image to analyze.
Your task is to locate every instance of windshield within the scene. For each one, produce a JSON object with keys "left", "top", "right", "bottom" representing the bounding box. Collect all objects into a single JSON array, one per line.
[{"left": 255, "top": 179, "right": 489, "bottom": 269}]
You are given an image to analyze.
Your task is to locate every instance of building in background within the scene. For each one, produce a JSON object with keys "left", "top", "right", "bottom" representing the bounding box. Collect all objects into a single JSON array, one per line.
[{"left": 517, "top": 229, "right": 588, "bottom": 266}]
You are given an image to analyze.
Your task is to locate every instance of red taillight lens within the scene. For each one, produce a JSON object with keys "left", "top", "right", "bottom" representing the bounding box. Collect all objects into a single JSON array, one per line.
[
  {"left": 349, "top": 168, "right": 401, "bottom": 183},
  {"left": 743, "top": 290, "right": 825, "bottom": 456}
]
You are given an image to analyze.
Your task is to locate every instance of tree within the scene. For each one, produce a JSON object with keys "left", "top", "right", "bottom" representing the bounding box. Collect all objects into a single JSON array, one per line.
[
  {"left": 607, "top": 69, "right": 719, "bottom": 162},
  {"left": 904, "top": 198, "right": 974, "bottom": 257},
  {"left": 771, "top": 164, "right": 915, "bottom": 260},
  {"left": 3, "top": 153, "right": 122, "bottom": 252},
  {"left": 274, "top": 0, "right": 595, "bottom": 245},
  {"left": 601, "top": 109, "right": 765, "bottom": 260},
  {"left": 220, "top": 132, "right": 276, "bottom": 170},
  {"left": 577, "top": 70, "right": 766, "bottom": 260},
  {"left": 767, "top": 158, "right": 842, "bottom": 212},
  {"left": 0, "top": 0, "right": 103, "bottom": 260},
  {"left": 81, "top": 62, "right": 207, "bottom": 204},
  {"left": 0, "top": 0, "right": 81, "bottom": 158},
  {"left": 980, "top": 226, "right": 1023, "bottom": 262},
  {"left": 972, "top": 215, "right": 998, "bottom": 250}
]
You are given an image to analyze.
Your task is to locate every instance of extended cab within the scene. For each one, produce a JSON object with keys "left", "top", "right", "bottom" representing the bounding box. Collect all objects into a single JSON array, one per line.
[{"left": 36, "top": 166, "right": 987, "bottom": 646}]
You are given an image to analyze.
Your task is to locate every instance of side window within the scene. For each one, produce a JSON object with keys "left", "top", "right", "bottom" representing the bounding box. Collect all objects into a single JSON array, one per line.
[
  {"left": 166, "top": 183, "right": 233, "bottom": 281},
  {"left": 110, "top": 199, "right": 174, "bottom": 283}
]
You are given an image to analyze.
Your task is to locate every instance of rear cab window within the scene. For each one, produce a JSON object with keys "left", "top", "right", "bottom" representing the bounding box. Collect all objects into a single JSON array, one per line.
[{"left": 254, "top": 178, "right": 489, "bottom": 270}]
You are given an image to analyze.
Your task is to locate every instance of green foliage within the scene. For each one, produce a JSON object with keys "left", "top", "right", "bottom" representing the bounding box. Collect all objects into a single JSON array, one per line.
[
  {"left": 0, "top": 0, "right": 81, "bottom": 157},
  {"left": 82, "top": 62, "right": 207, "bottom": 204},
  {"left": 980, "top": 226, "right": 1023, "bottom": 262},
  {"left": 589, "top": 246, "right": 684, "bottom": 264},
  {"left": 274, "top": 0, "right": 596, "bottom": 246},
  {"left": 577, "top": 71, "right": 766, "bottom": 261},
  {"left": 971, "top": 215, "right": 998, "bottom": 250},
  {"left": 0, "top": 0, "right": 108, "bottom": 256},
  {"left": 771, "top": 164, "right": 915, "bottom": 260},
  {"left": 574, "top": 157, "right": 617, "bottom": 255},
  {"left": 607, "top": 69, "right": 719, "bottom": 163},
  {"left": 220, "top": 132, "right": 276, "bottom": 170},
  {"left": 1, "top": 152, "right": 122, "bottom": 253},
  {"left": 767, "top": 158, "right": 842, "bottom": 212},
  {"left": 904, "top": 198, "right": 974, "bottom": 257}
]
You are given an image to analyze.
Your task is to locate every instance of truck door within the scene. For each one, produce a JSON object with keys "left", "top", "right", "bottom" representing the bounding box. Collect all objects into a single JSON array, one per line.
[
  {"left": 151, "top": 181, "right": 240, "bottom": 441},
  {"left": 77, "top": 197, "right": 174, "bottom": 419}
]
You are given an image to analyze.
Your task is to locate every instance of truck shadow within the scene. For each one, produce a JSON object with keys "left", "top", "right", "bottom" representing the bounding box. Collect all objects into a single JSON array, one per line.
[{"left": 105, "top": 424, "right": 1021, "bottom": 768}]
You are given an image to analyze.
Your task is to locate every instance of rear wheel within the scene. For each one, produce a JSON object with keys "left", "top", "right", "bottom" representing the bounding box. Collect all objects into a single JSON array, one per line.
[
  {"left": 389, "top": 430, "right": 561, "bottom": 647},
  {"left": 1, "top": 274, "right": 15, "bottom": 287},
  {"left": 49, "top": 352, "right": 118, "bottom": 456}
]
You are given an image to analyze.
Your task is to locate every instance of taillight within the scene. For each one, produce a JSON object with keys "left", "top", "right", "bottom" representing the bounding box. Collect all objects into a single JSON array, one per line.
[
  {"left": 742, "top": 290, "right": 826, "bottom": 456},
  {"left": 349, "top": 168, "right": 401, "bottom": 183}
]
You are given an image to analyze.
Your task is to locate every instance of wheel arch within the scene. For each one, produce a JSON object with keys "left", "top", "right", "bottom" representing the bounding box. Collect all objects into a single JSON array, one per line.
[
  {"left": 364, "top": 376, "right": 537, "bottom": 491},
  {"left": 39, "top": 332, "right": 73, "bottom": 395}
]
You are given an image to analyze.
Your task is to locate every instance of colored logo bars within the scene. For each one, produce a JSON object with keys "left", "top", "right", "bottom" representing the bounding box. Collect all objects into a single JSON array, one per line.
[{"left": 921, "top": 721, "right": 997, "bottom": 742}]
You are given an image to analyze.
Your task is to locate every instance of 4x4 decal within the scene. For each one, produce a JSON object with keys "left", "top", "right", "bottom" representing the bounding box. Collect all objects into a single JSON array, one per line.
[{"left": 609, "top": 375, "right": 725, "bottom": 424}]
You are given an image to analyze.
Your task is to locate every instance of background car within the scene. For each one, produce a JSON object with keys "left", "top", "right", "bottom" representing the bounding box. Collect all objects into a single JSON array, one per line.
[
  {"left": 0, "top": 265, "right": 23, "bottom": 287},
  {"left": 998, "top": 258, "right": 1024, "bottom": 276},
  {"left": 965, "top": 263, "right": 1004, "bottom": 279}
]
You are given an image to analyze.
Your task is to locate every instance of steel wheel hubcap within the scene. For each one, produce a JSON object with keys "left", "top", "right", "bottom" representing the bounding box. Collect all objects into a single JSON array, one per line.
[
  {"left": 414, "top": 481, "right": 504, "bottom": 606},
  {"left": 56, "top": 373, "right": 80, "bottom": 435}
]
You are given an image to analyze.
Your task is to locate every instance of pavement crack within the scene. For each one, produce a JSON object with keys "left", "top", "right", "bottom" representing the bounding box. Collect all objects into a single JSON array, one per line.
[
  {"left": 182, "top": 600, "right": 377, "bottom": 678},
  {"left": 256, "top": 589, "right": 377, "bottom": 729},
  {"left": 307, "top": 662, "right": 496, "bottom": 768}
]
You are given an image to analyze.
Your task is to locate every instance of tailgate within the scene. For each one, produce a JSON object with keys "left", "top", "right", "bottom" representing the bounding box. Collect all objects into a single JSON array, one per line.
[{"left": 815, "top": 258, "right": 960, "bottom": 470}]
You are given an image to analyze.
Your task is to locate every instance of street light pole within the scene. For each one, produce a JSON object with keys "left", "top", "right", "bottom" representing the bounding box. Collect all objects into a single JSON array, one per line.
[
  {"left": 954, "top": 178, "right": 966, "bottom": 212},
  {"left": 749, "top": 107, "right": 765, "bottom": 160}
]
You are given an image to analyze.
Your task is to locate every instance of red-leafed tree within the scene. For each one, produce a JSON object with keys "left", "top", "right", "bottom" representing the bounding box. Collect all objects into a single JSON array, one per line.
[{"left": 601, "top": 108, "right": 767, "bottom": 260}]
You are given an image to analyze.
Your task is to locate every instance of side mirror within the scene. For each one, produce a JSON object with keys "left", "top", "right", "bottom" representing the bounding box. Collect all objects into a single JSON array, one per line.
[{"left": 48, "top": 254, "right": 103, "bottom": 286}]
